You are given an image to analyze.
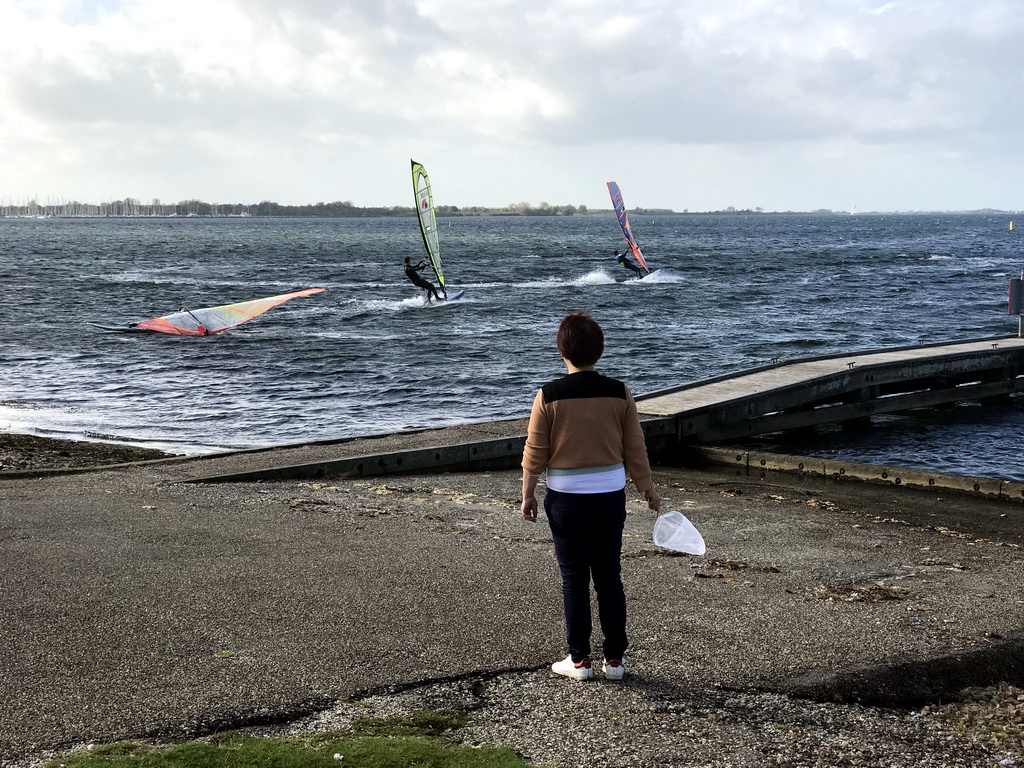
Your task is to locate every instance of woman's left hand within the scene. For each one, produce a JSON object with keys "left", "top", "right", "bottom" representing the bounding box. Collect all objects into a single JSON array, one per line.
[{"left": 644, "top": 488, "right": 662, "bottom": 514}]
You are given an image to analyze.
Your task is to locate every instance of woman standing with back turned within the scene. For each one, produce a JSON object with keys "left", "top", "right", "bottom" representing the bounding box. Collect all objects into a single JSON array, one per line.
[{"left": 521, "top": 310, "right": 662, "bottom": 681}]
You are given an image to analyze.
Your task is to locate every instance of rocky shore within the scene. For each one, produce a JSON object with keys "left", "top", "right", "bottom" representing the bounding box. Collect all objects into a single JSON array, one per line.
[
  {"left": 2, "top": 430, "right": 1023, "bottom": 767},
  {"left": 0, "top": 432, "right": 172, "bottom": 472}
]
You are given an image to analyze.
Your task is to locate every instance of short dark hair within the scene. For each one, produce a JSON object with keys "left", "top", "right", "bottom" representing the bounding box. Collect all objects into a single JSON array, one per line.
[{"left": 557, "top": 310, "right": 604, "bottom": 367}]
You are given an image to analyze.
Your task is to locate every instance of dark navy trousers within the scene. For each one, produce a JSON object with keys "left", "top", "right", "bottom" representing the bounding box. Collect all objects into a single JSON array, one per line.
[{"left": 544, "top": 488, "right": 628, "bottom": 663}]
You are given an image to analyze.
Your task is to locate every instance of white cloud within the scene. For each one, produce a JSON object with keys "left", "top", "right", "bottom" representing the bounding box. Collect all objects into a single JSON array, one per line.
[{"left": 0, "top": 0, "right": 1022, "bottom": 210}]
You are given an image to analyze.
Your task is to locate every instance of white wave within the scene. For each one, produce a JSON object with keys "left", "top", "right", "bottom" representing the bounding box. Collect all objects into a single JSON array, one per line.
[
  {"left": 333, "top": 297, "right": 422, "bottom": 316},
  {"left": 637, "top": 269, "right": 683, "bottom": 284},
  {"left": 573, "top": 270, "right": 617, "bottom": 286}
]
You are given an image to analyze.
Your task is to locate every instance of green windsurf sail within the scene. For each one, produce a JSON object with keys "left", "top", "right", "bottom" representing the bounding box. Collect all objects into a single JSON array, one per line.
[{"left": 411, "top": 159, "right": 446, "bottom": 295}]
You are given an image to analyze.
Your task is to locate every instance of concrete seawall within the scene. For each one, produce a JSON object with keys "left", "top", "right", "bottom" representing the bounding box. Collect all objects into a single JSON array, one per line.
[
  {"left": 139, "top": 416, "right": 1024, "bottom": 506},
  {"left": 5, "top": 415, "right": 1023, "bottom": 507}
]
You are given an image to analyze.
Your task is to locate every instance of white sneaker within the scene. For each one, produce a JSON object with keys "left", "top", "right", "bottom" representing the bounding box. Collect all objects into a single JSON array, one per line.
[
  {"left": 551, "top": 654, "right": 593, "bottom": 680},
  {"left": 603, "top": 657, "right": 626, "bottom": 680}
]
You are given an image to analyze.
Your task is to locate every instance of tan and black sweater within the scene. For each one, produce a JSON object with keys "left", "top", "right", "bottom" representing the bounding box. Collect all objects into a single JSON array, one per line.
[{"left": 521, "top": 370, "right": 654, "bottom": 493}]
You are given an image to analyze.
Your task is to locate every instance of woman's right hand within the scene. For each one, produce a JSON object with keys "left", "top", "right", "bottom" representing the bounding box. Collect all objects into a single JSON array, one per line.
[{"left": 521, "top": 495, "right": 538, "bottom": 522}]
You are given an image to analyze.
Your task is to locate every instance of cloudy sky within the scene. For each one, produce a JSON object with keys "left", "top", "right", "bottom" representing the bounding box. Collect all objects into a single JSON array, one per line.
[{"left": 2, "top": 0, "right": 1022, "bottom": 212}]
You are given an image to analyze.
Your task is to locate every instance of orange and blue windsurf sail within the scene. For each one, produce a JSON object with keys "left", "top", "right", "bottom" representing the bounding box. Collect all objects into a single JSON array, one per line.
[
  {"left": 127, "top": 288, "right": 326, "bottom": 335},
  {"left": 607, "top": 181, "right": 650, "bottom": 273}
]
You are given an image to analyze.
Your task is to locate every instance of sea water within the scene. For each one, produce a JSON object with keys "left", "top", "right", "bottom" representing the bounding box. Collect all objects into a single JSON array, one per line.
[{"left": 1, "top": 213, "right": 1022, "bottom": 480}]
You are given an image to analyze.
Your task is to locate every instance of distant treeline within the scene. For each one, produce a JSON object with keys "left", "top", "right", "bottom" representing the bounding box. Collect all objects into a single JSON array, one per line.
[
  {"left": 257, "top": 200, "right": 599, "bottom": 217},
  {"left": 10, "top": 198, "right": 1004, "bottom": 218},
  {"left": 0, "top": 198, "right": 635, "bottom": 218}
]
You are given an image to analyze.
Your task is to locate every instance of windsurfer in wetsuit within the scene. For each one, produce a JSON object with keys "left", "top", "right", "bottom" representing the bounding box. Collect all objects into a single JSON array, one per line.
[
  {"left": 614, "top": 249, "right": 645, "bottom": 278},
  {"left": 404, "top": 257, "right": 443, "bottom": 302}
]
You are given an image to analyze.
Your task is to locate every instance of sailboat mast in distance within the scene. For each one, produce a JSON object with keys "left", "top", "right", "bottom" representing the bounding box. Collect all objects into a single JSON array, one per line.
[
  {"left": 606, "top": 181, "right": 650, "bottom": 273},
  {"left": 411, "top": 159, "right": 446, "bottom": 295}
]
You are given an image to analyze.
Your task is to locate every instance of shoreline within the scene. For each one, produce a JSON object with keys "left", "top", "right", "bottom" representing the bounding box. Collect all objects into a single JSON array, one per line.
[{"left": 0, "top": 432, "right": 175, "bottom": 472}]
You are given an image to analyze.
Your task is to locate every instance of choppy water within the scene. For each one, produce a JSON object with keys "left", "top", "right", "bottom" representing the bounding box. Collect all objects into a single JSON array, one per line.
[{"left": 1, "top": 213, "right": 1022, "bottom": 480}]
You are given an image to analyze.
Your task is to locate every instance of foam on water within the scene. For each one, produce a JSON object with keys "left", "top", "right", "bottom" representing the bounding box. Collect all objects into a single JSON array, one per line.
[{"left": 574, "top": 270, "right": 617, "bottom": 286}]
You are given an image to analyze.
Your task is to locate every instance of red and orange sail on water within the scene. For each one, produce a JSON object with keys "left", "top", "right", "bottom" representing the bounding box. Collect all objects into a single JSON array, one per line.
[{"left": 122, "top": 288, "right": 326, "bottom": 336}]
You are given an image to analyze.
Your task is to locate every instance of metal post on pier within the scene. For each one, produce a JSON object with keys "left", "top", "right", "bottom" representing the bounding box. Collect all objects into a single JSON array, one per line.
[{"left": 1009, "top": 271, "right": 1024, "bottom": 338}]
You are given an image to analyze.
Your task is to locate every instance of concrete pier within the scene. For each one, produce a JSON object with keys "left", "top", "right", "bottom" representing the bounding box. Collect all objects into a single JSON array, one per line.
[
  {"left": 637, "top": 335, "right": 1024, "bottom": 443},
  {"left": 169, "top": 336, "right": 1024, "bottom": 497}
]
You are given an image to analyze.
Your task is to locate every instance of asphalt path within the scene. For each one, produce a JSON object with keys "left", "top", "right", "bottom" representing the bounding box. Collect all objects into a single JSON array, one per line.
[{"left": 2, "top": 433, "right": 1024, "bottom": 764}]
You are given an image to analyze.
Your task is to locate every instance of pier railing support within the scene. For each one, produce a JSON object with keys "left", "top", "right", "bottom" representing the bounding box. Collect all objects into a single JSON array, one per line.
[{"left": 1009, "top": 273, "right": 1023, "bottom": 338}]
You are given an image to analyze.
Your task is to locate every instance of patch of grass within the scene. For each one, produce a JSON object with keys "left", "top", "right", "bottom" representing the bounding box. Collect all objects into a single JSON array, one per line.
[
  {"left": 42, "top": 710, "right": 539, "bottom": 768},
  {"left": 349, "top": 709, "right": 469, "bottom": 738}
]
